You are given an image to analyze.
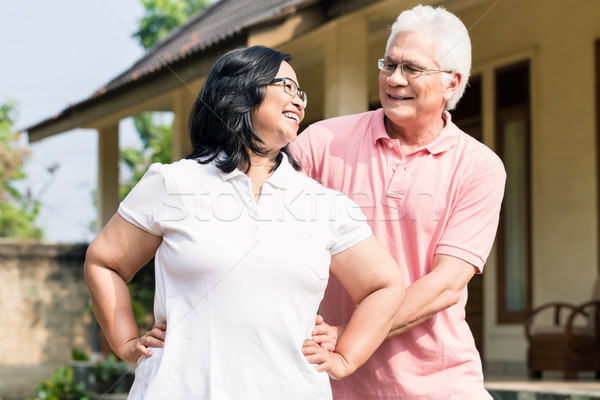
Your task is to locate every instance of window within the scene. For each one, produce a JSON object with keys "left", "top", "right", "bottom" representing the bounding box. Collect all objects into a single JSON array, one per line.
[
  {"left": 495, "top": 62, "right": 532, "bottom": 323},
  {"left": 596, "top": 40, "right": 600, "bottom": 272},
  {"left": 453, "top": 75, "right": 482, "bottom": 141},
  {"left": 453, "top": 75, "right": 484, "bottom": 352}
]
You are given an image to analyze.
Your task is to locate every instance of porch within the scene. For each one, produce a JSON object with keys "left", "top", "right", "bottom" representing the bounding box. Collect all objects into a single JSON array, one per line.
[{"left": 485, "top": 371, "right": 600, "bottom": 400}]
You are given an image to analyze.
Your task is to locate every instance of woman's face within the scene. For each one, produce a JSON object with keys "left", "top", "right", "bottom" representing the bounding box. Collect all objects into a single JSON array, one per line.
[{"left": 252, "top": 61, "right": 305, "bottom": 154}]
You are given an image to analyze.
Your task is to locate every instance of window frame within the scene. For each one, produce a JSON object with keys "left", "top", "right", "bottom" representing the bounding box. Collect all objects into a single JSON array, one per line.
[{"left": 494, "top": 61, "right": 533, "bottom": 324}]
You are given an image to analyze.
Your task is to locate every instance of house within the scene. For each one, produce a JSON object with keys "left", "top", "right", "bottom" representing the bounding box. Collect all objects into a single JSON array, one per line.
[{"left": 25, "top": 0, "right": 600, "bottom": 374}]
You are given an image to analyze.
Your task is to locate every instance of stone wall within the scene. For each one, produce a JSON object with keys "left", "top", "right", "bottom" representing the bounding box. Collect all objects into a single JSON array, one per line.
[{"left": 0, "top": 239, "right": 93, "bottom": 400}]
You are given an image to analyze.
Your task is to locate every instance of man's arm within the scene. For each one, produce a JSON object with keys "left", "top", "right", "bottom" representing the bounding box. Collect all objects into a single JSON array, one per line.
[
  {"left": 387, "top": 154, "right": 505, "bottom": 336},
  {"left": 387, "top": 254, "right": 476, "bottom": 337},
  {"left": 312, "top": 254, "right": 476, "bottom": 343}
]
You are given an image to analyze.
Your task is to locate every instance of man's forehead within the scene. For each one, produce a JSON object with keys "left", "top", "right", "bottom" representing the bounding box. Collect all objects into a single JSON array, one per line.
[
  {"left": 384, "top": 51, "right": 434, "bottom": 66},
  {"left": 385, "top": 33, "right": 436, "bottom": 63}
]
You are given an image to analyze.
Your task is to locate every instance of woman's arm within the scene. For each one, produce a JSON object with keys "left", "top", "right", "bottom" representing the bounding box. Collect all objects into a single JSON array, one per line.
[
  {"left": 311, "top": 254, "right": 476, "bottom": 346},
  {"left": 84, "top": 213, "right": 163, "bottom": 364},
  {"left": 302, "top": 235, "right": 404, "bottom": 379}
]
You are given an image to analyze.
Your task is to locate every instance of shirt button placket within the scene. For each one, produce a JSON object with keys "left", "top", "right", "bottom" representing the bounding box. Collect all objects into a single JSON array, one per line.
[{"left": 387, "top": 160, "right": 407, "bottom": 200}]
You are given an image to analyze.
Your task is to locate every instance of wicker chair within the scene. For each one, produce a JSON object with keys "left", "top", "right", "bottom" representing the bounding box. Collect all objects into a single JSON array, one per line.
[{"left": 525, "top": 281, "right": 600, "bottom": 379}]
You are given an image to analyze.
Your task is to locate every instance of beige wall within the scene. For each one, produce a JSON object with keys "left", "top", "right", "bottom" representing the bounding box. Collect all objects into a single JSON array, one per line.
[
  {"left": 0, "top": 240, "right": 92, "bottom": 399},
  {"left": 458, "top": 0, "right": 600, "bottom": 364}
]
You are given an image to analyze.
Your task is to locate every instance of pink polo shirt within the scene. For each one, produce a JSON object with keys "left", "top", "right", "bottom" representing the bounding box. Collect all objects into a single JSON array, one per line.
[{"left": 290, "top": 109, "right": 505, "bottom": 399}]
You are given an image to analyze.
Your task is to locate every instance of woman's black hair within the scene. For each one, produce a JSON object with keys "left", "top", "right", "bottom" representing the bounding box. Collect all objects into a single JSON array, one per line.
[{"left": 186, "top": 46, "right": 301, "bottom": 172}]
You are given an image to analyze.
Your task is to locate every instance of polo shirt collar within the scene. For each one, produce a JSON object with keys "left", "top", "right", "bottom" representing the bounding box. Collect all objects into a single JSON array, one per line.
[
  {"left": 425, "top": 111, "right": 459, "bottom": 155},
  {"left": 372, "top": 109, "right": 459, "bottom": 154},
  {"left": 210, "top": 152, "right": 241, "bottom": 181},
  {"left": 370, "top": 108, "right": 389, "bottom": 145},
  {"left": 264, "top": 152, "right": 290, "bottom": 189},
  {"left": 212, "top": 151, "right": 290, "bottom": 189}
]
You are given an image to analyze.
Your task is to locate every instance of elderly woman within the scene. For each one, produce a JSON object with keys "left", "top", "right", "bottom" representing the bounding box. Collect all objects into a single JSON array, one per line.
[{"left": 84, "top": 46, "right": 403, "bottom": 399}]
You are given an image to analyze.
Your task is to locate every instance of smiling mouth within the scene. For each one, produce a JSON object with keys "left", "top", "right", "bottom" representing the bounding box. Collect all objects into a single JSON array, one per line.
[
  {"left": 283, "top": 112, "right": 299, "bottom": 123},
  {"left": 389, "top": 95, "right": 413, "bottom": 100}
]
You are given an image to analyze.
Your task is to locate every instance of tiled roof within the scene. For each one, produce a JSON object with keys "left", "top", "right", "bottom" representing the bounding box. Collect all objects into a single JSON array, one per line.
[
  {"left": 27, "top": 0, "right": 318, "bottom": 133},
  {"left": 92, "top": 0, "right": 317, "bottom": 98}
]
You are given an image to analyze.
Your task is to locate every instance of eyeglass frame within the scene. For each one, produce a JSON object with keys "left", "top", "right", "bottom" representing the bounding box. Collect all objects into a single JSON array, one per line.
[
  {"left": 269, "top": 77, "right": 308, "bottom": 107},
  {"left": 377, "top": 58, "right": 453, "bottom": 78}
]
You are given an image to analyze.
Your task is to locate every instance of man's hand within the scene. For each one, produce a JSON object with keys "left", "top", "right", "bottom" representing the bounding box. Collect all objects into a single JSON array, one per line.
[
  {"left": 311, "top": 315, "right": 344, "bottom": 351},
  {"left": 302, "top": 339, "right": 352, "bottom": 380},
  {"left": 118, "top": 322, "right": 167, "bottom": 364}
]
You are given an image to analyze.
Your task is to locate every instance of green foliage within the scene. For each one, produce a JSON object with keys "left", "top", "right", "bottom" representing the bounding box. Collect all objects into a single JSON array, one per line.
[
  {"left": 0, "top": 202, "right": 43, "bottom": 238},
  {"left": 71, "top": 349, "right": 90, "bottom": 362},
  {"left": 30, "top": 354, "right": 134, "bottom": 399},
  {"left": 128, "top": 282, "right": 155, "bottom": 329},
  {"left": 28, "top": 366, "right": 90, "bottom": 400},
  {"left": 92, "top": 355, "right": 127, "bottom": 383},
  {"left": 120, "top": 112, "right": 173, "bottom": 200},
  {"left": 0, "top": 100, "right": 43, "bottom": 238},
  {"left": 92, "top": 355, "right": 133, "bottom": 394},
  {"left": 122, "top": 1, "right": 210, "bottom": 199},
  {"left": 133, "top": 0, "right": 211, "bottom": 49}
]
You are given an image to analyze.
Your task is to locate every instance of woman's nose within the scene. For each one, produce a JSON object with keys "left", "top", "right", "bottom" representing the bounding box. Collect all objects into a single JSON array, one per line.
[{"left": 292, "top": 94, "right": 305, "bottom": 112}]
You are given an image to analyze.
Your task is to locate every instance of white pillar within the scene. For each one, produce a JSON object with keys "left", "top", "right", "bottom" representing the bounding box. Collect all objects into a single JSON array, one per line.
[
  {"left": 172, "top": 86, "right": 199, "bottom": 161},
  {"left": 323, "top": 16, "right": 368, "bottom": 119},
  {"left": 97, "top": 124, "right": 120, "bottom": 230}
]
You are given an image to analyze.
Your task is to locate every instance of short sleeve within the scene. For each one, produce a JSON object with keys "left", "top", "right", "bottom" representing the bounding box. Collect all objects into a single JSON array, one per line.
[
  {"left": 436, "top": 153, "right": 506, "bottom": 271},
  {"left": 328, "top": 190, "right": 373, "bottom": 255},
  {"left": 290, "top": 125, "right": 315, "bottom": 177},
  {"left": 118, "top": 163, "right": 167, "bottom": 236}
]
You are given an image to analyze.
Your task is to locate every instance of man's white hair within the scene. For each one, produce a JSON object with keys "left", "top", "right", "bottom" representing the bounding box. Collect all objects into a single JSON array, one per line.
[{"left": 387, "top": 4, "right": 472, "bottom": 110}]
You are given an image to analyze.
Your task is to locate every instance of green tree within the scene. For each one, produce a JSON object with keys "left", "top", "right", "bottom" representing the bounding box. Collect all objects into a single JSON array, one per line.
[
  {"left": 120, "top": 0, "right": 210, "bottom": 200},
  {"left": 0, "top": 100, "right": 43, "bottom": 238},
  {"left": 133, "top": 0, "right": 211, "bottom": 49},
  {"left": 120, "top": 112, "right": 173, "bottom": 198}
]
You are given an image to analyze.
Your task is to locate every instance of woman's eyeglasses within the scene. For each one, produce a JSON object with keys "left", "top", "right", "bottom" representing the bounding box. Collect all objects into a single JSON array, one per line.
[{"left": 270, "top": 77, "right": 308, "bottom": 107}]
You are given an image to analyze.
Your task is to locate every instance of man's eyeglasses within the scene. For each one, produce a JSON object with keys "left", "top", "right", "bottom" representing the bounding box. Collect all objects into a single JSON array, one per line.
[
  {"left": 377, "top": 58, "right": 453, "bottom": 78},
  {"left": 270, "top": 77, "right": 308, "bottom": 107}
]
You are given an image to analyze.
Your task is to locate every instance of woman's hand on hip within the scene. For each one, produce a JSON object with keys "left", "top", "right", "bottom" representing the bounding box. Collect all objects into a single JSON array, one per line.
[
  {"left": 302, "top": 339, "right": 352, "bottom": 380},
  {"left": 120, "top": 322, "right": 167, "bottom": 363},
  {"left": 311, "top": 315, "right": 344, "bottom": 351}
]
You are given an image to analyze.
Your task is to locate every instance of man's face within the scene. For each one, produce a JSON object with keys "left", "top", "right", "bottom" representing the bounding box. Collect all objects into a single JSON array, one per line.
[{"left": 378, "top": 30, "right": 457, "bottom": 132}]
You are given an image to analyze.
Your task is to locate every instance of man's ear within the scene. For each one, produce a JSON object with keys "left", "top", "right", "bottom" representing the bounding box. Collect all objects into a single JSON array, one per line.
[{"left": 444, "top": 72, "right": 462, "bottom": 102}]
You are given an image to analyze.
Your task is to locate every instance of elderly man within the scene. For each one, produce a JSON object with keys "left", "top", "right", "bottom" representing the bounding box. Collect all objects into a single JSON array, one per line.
[{"left": 293, "top": 5, "right": 505, "bottom": 399}]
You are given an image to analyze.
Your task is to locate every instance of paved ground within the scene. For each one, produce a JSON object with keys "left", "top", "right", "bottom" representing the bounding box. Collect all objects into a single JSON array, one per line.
[
  {"left": 3, "top": 365, "right": 600, "bottom": 400},
  {"left": 486, "top": 371, "right": 600, "bottom": 400}
]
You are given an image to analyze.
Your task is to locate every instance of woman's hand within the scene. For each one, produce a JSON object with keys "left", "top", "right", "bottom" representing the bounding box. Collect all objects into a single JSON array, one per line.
[
  {"left": 118, "top": 322, "right": 167, "bottom": 364},
  {"left": 311, "top": 315, "right": 344, "bottom": 351},
  {"left": 302, "top": 339, "right": 352, "bottom": 380}
]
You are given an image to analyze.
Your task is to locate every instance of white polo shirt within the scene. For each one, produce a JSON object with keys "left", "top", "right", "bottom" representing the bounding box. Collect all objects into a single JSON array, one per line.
[{"left": 120, "top": 155, "right": 371, "bottom": 399}]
